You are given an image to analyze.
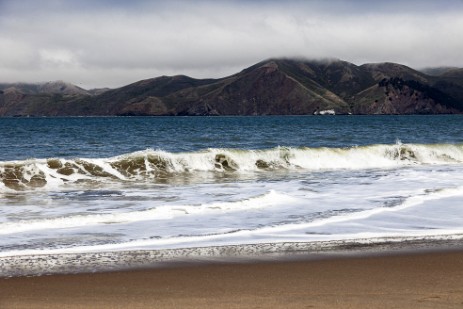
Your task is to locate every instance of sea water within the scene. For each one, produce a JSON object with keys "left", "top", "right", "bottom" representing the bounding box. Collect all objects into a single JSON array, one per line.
[{"left": 1, "top": 116, "right": 463, "bottom": 272}]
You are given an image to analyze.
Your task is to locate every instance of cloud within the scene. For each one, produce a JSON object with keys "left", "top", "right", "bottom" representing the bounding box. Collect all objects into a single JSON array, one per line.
[{"left": 1, "top": 0, "right": 463, "bottom": 88}]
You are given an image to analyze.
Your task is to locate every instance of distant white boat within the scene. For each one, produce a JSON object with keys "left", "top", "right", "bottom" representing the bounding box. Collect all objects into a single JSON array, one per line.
[{"left": 314, "top": 109, "right": 336, "bottom": 115}]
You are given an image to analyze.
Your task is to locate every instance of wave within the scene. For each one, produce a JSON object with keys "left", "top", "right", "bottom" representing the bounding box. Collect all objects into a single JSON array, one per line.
[
  {"left": 0, "top": 190, "right": 288, "bottom": 235},
  {"left": 1, "top": 142, "right": 463, "bottom": 190},
  {"left": 2, "top": 185, "right": 463, "bottom": 258}
]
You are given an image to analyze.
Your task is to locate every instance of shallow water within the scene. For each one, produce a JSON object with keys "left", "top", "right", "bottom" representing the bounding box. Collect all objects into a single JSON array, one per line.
[{"left": 1, "top": 116, "right": 463, "bottom": 260}]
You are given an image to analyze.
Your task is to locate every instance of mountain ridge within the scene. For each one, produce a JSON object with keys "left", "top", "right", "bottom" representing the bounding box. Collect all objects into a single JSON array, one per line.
[{"left": 1, "top": 58, "right": 462, "bottom": 116}]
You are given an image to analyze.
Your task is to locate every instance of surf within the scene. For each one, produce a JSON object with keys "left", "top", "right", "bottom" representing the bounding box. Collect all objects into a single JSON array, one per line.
[
  {"left": 2, "top": 142, "right": 463, "bottom": 191},
  {"left": 0, "top": 190, "right": 288, "bottom": 235}
]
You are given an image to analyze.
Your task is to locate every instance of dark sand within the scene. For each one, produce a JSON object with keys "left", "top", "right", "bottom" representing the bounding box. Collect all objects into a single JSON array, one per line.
[{"left": 1, "top": 251, "right": 463, "bottom": 308}]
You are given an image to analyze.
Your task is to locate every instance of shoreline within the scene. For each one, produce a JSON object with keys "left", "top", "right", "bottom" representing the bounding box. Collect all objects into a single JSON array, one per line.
[
  {"left": 2, "top": 236, "right": 463, "bottom": 278},
  {"left": 1, "top": 249, "right": 463, "bottom": 308}
]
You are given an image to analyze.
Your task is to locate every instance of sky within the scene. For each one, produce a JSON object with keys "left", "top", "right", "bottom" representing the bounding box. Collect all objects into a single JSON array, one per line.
[{"left": 1, "top": 0, "right": 463, "bottom": 89}]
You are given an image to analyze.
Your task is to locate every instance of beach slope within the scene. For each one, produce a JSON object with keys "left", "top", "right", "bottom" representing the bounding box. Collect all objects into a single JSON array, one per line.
[{"left": 1, "top": 251, "right": 463, "bottom": 308}]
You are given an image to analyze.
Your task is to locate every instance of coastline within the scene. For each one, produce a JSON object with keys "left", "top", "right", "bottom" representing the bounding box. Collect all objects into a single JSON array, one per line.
[
  {"left": 1, "top": 236, "right": 463, "bottom": 277},
  {"left": 1, "top": 249, "right": 463, "bottom": 308}
]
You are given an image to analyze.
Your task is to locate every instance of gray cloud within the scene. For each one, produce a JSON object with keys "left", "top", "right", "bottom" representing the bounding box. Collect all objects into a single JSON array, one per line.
[{"left": 1, "top": 0, "right": 463, "bottom": 88}]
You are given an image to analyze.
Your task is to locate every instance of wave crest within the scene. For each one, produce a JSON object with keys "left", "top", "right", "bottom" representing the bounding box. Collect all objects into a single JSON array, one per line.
[{"left": 1, "top": 143, "right": 463, "bottom": 191}]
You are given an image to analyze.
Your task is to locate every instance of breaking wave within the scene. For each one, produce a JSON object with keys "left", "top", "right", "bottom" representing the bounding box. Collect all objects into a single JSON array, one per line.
[{"left": 1, "top": 142, "right": 463, "bottom": 191}]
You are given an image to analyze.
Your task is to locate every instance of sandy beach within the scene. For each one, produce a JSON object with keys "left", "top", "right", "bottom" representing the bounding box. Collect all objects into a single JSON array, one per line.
[{"left": 1, "top": 250, "right": 462, "bottom": 309}]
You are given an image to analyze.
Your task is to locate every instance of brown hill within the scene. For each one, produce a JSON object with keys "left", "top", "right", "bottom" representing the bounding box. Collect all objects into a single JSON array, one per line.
[{"left": 0, "top": 59, "right": 462, "bottom": 116}]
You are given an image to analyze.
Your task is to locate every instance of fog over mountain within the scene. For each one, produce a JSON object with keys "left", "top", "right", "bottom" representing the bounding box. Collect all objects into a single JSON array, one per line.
[{"left": 1, "top": 0, "right": 463, "bottom": 89}]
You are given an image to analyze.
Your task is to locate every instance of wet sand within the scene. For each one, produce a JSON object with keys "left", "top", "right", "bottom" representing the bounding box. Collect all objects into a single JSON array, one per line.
[{"left": 1, "top": 250, "right": 463, "bottom": 309}]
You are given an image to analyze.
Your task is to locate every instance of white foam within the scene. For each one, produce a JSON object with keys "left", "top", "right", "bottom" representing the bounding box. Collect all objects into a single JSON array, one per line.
[
  {"left": 2, "top": 227, "right": 463, "bottom": 259},
  {"left": 2, "top": 143, "right": 463, "bottom": 261},
  {"left": 2, "top": 143, "right": 463, "bottom": 192},
  {"left": 107, "top": 143, "right": 463, "bottom": 173},
  {"left": 246, "top": 186, "right": 463, "bottom": 234},
  {"left": 0, "top": 190, "right": 288, "bottom": 235}
]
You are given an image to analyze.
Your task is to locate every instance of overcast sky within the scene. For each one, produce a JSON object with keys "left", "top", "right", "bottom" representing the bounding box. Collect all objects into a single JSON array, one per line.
[{"left": 1, "top": 0, "right": 463, "bottom": 89}]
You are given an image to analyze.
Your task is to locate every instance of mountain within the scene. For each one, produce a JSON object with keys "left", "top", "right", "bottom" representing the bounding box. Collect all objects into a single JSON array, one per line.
[
  {"left": 0, "top": 81, "right": 91, "bottom": 96},
  {"left": 420, "top": 67, "right": 460, "bottom": 76},
  {"left": 1, "top": 59, "right": 462, "bottom": 116}
]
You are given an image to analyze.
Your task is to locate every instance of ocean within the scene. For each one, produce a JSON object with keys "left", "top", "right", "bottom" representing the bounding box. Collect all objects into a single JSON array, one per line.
[{"left": 1, "top": 115, "right": 463, "bottom": 275}]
